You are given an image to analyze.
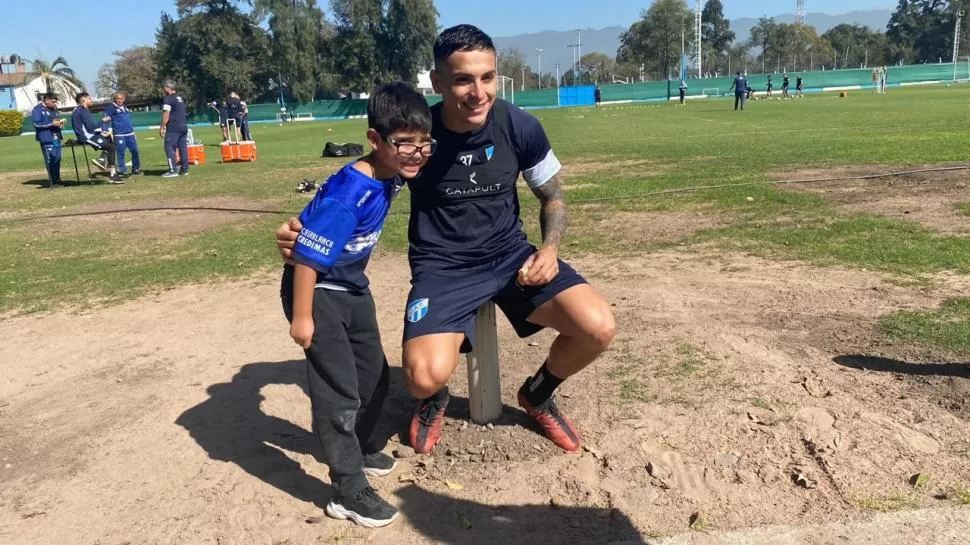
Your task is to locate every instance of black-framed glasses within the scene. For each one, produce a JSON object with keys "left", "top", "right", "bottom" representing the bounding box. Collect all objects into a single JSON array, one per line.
[{"left": 386, "top": 136, "right": 437, "bottom": 158}]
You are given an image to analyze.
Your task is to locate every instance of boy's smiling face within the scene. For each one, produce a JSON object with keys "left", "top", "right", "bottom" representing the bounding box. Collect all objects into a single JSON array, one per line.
[{"left": 368, "top": 129, "right": 435, "bottom": 180}]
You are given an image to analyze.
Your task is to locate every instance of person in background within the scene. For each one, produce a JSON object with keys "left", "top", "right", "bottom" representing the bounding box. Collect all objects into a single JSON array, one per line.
[
  {"left": 71, "top": 92, "right": 122, "bottom": 183},
  {"left": 782, "top": 73, "right": 791, "bottom": 99},
  {"left": 795, "top": 74, "right": 804, "bottom": 98},
  {"left": 32, "top": 93, "right": 65, "bottom": 188},
  {"left": 227, "top": 91, "right": 252, "bottom": 141},
  {"left": 679, "top": 79, "right": 687, "bottom": 105},
  {"left": 594, "top": 85, "right": 602, "bottom": 109},
  {"left": 103, "top": 92, "right": 141, "bottom": 177},
  {"left": 729, "top": 71, "right": 747, "bottom": 111},
  {"left": 766, "top": 74, "right": 773, "bottom": 97},
  {"left": 210, "top": 98, "right": 230, "bottom": 142},
  {"left": 160, "top": 81, "right": 189, "bottom": 178}
]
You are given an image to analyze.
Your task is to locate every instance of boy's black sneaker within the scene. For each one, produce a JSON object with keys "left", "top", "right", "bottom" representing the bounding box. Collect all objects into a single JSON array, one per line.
[
  {"left": 325, "top": 486, "right": 398, "bottom": 528},
  {"left": 362, "top": 451, "right": 398, "bottom": 477}
]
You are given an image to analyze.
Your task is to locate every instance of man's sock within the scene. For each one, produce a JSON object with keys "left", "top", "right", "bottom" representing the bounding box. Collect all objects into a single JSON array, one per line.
[
  {"left": 524, "top": 360, "right": 564, "bottom": 407},
  {"left": 422, "top": 386, "right": 449, "bottom": 405}
]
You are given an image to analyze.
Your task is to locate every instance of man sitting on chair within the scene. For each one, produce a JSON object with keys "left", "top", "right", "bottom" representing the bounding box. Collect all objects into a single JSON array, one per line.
[{"left": 71, "top": 92, "right": 122, "bottom": 182}]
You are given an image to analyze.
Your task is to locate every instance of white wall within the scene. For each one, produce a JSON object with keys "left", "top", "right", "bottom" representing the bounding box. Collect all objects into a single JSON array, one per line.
[{"left": 12, "top": 76, "right": 78, "bottom": 112}]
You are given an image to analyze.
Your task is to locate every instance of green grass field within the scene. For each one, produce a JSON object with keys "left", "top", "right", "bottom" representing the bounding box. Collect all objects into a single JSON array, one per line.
[{"left": 3, "top": 87, "right": 970, "bottom": 353}]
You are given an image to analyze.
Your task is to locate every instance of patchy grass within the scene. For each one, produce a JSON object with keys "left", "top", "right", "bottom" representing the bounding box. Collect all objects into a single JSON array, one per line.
[
  {"left": 5, "top": 86, "right": 970, "bottom": 311},
  {"left": 857, "top": 492, "right": 919, "bottom": 512},
  {"left": 879, "top": 297, "right": 970, "bottom": 353}
]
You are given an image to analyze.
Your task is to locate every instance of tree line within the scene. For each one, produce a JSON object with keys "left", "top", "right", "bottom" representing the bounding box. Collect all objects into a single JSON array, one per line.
[
  {"left": 33, "top": 0, "right": 970, "bottom": 109},
  {"left": 95, "top": 0, "right": 437, "bottom": 109},
  {"left": 617, "top": 0, "right": 970, "bottom": 81}
]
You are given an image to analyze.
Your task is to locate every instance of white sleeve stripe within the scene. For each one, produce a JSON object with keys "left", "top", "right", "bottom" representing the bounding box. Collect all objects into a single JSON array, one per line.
[
  {"left": 162, "top": 104, "right": 172, "bottom": 111},
  {"left": 522, "top": 150, "right": 561, "bottom": 189}
]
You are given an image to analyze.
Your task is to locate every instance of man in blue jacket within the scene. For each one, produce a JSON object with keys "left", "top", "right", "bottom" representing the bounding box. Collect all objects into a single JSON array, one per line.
[
  {"left": 103, "top": 91, "right": 141, "bottom": 177},
  {"left": 31, "top": 93, "right": 65, "bottom": 187},
  {"left": 71, "top": 92, "right": 122, "bottom": 182},
  {"left": 729, "top": 71, "right": 747, "bottom": 111}
]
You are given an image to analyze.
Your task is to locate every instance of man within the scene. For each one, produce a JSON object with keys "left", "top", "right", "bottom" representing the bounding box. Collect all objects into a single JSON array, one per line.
[
  {"left": 795, "top": 74, "right": 804, "bottom": 98},
  {"left": 226, "top": 91, "right": 252, "bottom": 141},
  {"left": 210, "top": 99, "right": 230, "bottom": 142},
  {"left": 594, "top": 85, "right": 602, "bottom": 109},
  {"left": 729, "top": 71, "right": 747, "bottom": 111},
  {"left": 71, "top": 92, "right": 122, "bottom": 183},
  {"left": 678, "top": 79, "right": 687, "bottom": 105},
  {"left": 32, "top": 93, "right": 65, "bottom": 188},
  {"left": 160, "top": 81, "right": 189, "bottom": 178},
  {"left": 276, "top": 24, "right": 615, "bottom": 454},
  {"left": 766, "top": 74, "right": 773, "bottom": 97},
  {"left": 782, "top": 73, "right": 791, "bottom": 99},
  {"left": 104, "top": 92, "right": 141, "bottom": 177}
]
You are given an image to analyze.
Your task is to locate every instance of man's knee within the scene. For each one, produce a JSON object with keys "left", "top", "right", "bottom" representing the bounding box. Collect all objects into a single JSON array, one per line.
[
  {"left": 583, "top": 305, "right": 616, "bottom": 353},
  {"left": 403, "top": 344, "right": 458, "bottom": 398}
]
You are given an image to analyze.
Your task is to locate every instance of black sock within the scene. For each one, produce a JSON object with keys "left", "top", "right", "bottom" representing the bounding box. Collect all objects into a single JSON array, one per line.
[
  {"left": 524, "top": 361, "right": 564, "bottom": 406},
  {"left": 423, "top": 386, "right": 449, "bottom": 404}
]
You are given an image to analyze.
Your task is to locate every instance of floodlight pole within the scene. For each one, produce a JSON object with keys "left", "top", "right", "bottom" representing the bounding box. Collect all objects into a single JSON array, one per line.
[
  {"left": 954, "top": 11, "right": 965, "bottom": 82},
  {"left": 536, "top": 48, "right": 543, "bottom": 89}
]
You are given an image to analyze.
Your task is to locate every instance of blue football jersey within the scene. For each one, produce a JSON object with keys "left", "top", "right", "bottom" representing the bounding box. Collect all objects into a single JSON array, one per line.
[{"left": 292, "top": 163, "right": 404, "bottom": 291}]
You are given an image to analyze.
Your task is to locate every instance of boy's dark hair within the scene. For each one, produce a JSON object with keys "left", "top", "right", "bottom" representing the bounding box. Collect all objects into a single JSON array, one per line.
[
  {"left": 42, "top": 92, "right": 57, "bottom": 101},
  {"left": 75, "top": 92, "right": 90, "bottom": 103},
  {"left": 433, "top": 24, "right": 495, "bottom": 66},
  {"left": 367, "top": 82, "right": 431, "bottom": 137}
]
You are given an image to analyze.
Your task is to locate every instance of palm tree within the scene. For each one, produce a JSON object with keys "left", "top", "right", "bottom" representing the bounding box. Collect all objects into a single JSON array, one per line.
[{"left": 25, "top": 56, "right": 86, "bottom": 101}]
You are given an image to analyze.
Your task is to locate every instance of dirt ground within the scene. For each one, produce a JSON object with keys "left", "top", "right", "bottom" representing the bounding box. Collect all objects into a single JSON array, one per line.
[{"left": 3, "top": 167, "right": 970, "bottom": 545}]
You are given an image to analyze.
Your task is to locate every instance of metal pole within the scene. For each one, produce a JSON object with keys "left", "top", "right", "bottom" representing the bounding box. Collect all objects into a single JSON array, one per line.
[
  {"left": 536, "top": 48, "right": 543, "bottom": 90},
  {"left": 556, "top": 63, "right": 560, "bottom": 106},
  {"left": 954, "top": 11, "right": 964, "bottom": 82},
  {"left": 577, "top": 29, "right": 583, "bottom": 85}
]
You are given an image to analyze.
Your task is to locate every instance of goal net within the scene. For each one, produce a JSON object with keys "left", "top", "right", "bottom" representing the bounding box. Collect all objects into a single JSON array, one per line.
[{"left": 498, "top": 75, "right": 515, "bottom": 103}]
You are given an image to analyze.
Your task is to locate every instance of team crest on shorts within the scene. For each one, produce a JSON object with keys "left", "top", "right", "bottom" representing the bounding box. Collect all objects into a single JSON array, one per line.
[{"left": 407, "top": 298, "right": 429, "bottom": 323}]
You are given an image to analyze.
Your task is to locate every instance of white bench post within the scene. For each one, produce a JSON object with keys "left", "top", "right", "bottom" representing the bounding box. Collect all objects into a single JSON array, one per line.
[{"left": 466, "top": 302, "right": 502, "bottom": 424}]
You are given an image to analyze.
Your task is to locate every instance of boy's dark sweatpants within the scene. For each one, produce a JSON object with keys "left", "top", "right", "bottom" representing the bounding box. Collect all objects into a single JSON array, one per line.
[{"left": 281, "top": 274, "right": 390, "bottom": 496}]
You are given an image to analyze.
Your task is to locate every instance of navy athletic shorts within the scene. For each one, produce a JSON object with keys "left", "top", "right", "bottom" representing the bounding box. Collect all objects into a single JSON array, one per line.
[{"left": 403, "top": 243, "right": 587, "bottom": 353}]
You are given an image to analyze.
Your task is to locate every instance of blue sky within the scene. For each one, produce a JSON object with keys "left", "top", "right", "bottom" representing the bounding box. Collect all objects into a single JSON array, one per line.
[{"left": 2, "top": 0, "right": 895, "bottom": 104}]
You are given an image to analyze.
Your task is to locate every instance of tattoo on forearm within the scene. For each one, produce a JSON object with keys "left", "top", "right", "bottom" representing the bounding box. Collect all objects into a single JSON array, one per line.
[{"left": 531, "top": 174, "right": 567, "bottom": 248}]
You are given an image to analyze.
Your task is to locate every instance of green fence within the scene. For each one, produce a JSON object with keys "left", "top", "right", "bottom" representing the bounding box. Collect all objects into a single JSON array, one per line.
[{"left": 16, "top": 61, "right": 970, "bottom": 134}]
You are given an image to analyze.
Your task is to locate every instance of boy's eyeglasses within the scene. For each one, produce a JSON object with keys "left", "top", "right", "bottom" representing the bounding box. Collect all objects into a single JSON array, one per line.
[{"left": 386, "top": 137, "right": 437, "bottom": 158}]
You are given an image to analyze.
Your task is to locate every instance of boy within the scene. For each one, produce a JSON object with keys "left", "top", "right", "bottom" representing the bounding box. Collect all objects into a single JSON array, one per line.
[
  {"left": 281, "top": 82, "right": 434, "bottom": 528},
  {"left": 103, "top": 92, "right": 141, "bottom": 177},
  {"left": 71, "top": 92, "right": 123, "bottom": 183}
]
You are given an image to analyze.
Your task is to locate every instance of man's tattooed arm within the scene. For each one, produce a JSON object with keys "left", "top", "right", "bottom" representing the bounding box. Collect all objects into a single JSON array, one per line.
[{"left": 530, "top": 174, "right": 567, "bottom": 249}]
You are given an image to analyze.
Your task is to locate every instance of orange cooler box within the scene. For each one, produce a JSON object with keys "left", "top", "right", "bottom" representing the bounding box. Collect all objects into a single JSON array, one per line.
[
  {"left": 221, "top": 142, "right": 257, "bottom": 162},
  {"left": 175, "top": 144, "right": 206, "bottom": 166}
]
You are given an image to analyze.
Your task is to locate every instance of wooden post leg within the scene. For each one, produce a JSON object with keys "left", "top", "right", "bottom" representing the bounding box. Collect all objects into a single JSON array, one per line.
[{"left": 466, "top": 302, "right": 502, "bottom": 424}]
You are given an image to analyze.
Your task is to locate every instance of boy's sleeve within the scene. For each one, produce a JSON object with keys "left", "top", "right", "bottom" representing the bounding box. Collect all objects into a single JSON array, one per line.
[
  {"left": 31, "top": 107, "right": 51, "bottom": 129},
  {"left": 292, "top": 196, "right": 358, "bottom": 272},
  {"left": 509, "top": 106, "right": 561, "bottom": 189}
]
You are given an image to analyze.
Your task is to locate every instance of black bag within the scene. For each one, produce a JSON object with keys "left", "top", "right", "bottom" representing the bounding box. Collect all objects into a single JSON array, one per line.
[{"left": 322, "top": 142, "right": 364, "bottom": 157}]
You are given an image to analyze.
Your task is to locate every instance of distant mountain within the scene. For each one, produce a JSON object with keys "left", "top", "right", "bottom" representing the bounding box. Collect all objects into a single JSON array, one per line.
[{"left": 494, "top": 9, "right": 893, "bottom": 74}]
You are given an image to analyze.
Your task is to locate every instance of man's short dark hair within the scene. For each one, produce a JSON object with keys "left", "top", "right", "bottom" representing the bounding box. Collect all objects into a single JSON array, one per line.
[
  {"left": 42, "top": 92, "right": 57, "bottom": 101},
  {"left": 433, "top": 24, "right": 495, "bottom": 66},
  {"left": 367, "top": 82, "right": 431, "bottom": 137},
  {"left": 75, "top": 92, "right": 89, "bottom": 103}
]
